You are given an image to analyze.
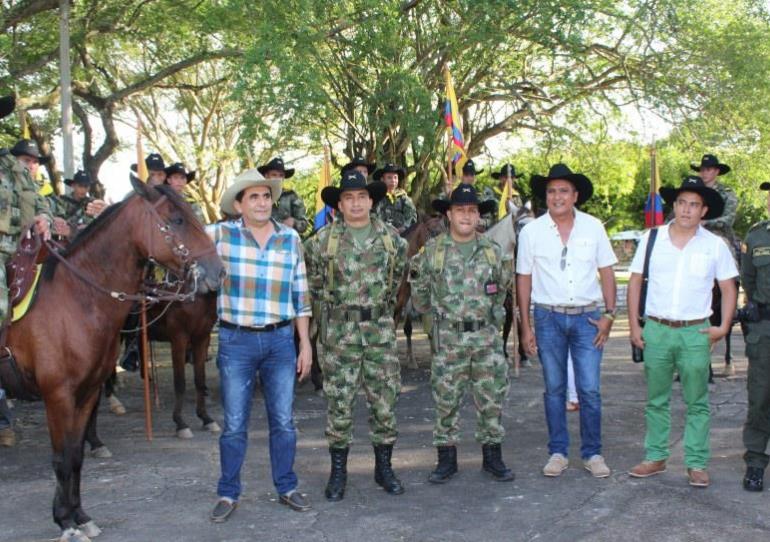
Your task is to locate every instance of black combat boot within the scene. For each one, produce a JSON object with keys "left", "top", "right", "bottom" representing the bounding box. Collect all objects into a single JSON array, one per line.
[
  {"left": 325, "top": 447, "right": 349, "bottom": 501},
  {"left": 373, "top": 444, "right": 405, "bottom": 495},
  {"left": 482, "top": 443, "right": 515, "bottom": 481},
  {"left": 743, "top": 466, "right": 765, "bottom": 492},
  {"left": 428, "top": 445, "right": 458, "bottom": 484}
]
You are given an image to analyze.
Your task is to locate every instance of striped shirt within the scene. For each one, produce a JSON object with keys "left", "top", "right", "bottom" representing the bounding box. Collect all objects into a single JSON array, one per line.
[{"left": 206, "top": 218, "right": 311, "bottom": 326}]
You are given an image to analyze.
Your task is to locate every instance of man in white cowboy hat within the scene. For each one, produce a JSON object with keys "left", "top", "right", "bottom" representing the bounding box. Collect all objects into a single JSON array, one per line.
[
  {"left": 164, "top": 162, "right": 206, "bottom": 223},
  {"left": 517, "top": 163, "right": 617, "bottom": 479},
  {"left": 0, "top": 97, "right": 52, "bottom": 447},
  {"left": 258, "top": 157, "right": 309, "bottom": 234},
  {"left": 304, "top": 170, "right": 407, "bottom": 502},
  {"left": 627, "top": 175, "right": 737, "bottom": 488},
  {"left": 373, "top": 162, "right": 417, "bottom": 234},
  {"left": 207, "top": 168, "right": 313, "bottom": 521}
]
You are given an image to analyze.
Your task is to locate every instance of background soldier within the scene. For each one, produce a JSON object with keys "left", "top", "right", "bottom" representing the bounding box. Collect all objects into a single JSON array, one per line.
[
  {"left": 164, "top": 162, "right": 207, "bottom": 223},
  {"left": 341, "top": 155, "right": 376, "bottom": 178},
  {"left": 0, "top": 96, "right": 52, "bottom": 447},
  {"left": 131, "top": 153, "right": 167, "bottom": 186},
  {"left": 56, "top": 170, "right": 96, "bottom": 234},
  {"left": 410, "top": 184, "right": 514, "bottom": 484},
  {"left": 259, "top": 157, "right": 309, "bottom": 234},
  {"left": 739, "top": 180, "right": 770, "bottom": 492},
  {"left": 373, "top": 163, "right": 417, "bottom": 234},
  {"left": 482, "top": 163, "right": 524, "bottom": 227},
  {"left": 304, "top": 170, "right": 407, "bottom": 501}
]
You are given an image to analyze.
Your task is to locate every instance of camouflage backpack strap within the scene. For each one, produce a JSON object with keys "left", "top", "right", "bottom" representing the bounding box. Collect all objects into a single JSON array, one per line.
[
  {"left": 432, "top": 235, "right": 447, "bottom": 276},
  {"left": 324, "top": 223, "right": 342, "bottom": 293},
  {"left": 380, "top": 227, "right": 397, "bottom": 300}
]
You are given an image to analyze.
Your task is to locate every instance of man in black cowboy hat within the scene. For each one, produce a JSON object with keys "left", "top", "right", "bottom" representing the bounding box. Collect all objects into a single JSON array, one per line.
[
  {"left": 52, "top": 170, "right": 98, "bottom": 236},
  {"left": 737, "top": 181, "right": 770, "bottom": 492},
  {"left": 164, "top": 162, "right": 206, "bottom": 223},
  {"left": 627, "top": 175, "right": 737, "bottom": 488},
  {"left": 10, "top": 138, "right": 50, "bottom": 183},
  {"left": 131, "top": 153, "right": 167, "bottom": 186},
  {"left": 340, "top": 155, "right": 376, "bottom": 178},
  {"left": 482, "top": 163, "right": 525, "bottom": 228},
  {"left": 691, "top": 153, "right": 740, "bottom": 377},
  {"left": 410, "top": 184, "right": 514, "bottom": 483},
  {"left": 258, "top": 157, "right": 309, "bottom": 234},
  {"left": 0, "top": 97, "right": 52, "bottom": 448},
  {"left": 304, "top": 170, "right": 407, "bottom": 501},
  {"left": 517, "top": 163, "right": 617, "bottom": 479},
  {"left": 373, "top": 163, "right": 417, "bottom": 234}
]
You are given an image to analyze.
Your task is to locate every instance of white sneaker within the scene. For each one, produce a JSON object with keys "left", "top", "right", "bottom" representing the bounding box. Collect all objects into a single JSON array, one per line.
[
  {"left": 584, "top": 454, "right": 611, "bottom": 478},
  {"left": 543, "top": 453, "right": 569, "bottom": 477}
]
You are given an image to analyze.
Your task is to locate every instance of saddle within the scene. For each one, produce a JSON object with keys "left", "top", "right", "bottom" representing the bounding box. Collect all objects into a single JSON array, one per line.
[{"left": 6, "top": 227, "right": 51, "bottom": 319}]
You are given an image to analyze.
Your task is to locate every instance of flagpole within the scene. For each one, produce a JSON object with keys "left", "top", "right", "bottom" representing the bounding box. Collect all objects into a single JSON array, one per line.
[
  {"left": 59, "top": 0, "right": 74, "bottom": 179},
  {"left": 444, "top": 65, "right": 453, "bottom": 196}
]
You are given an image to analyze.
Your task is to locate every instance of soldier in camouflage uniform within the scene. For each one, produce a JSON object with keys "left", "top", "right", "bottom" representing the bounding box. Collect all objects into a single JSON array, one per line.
[
  {"left": 373, "top": 163, "right": 417, "bottom": 234},
  {"left": 132, "top": 153, "right": 167, "bottom": 186},
  {"left": 0, "top": 97, "right": 53, "bottom": 447},
  {"left": 56, "top": 170, "right": 97, "bottom": 234},
  {"left": 481, "top": 164, "right": 525, "bottom": 228},
  {"left": 259, "top": 157, "right": 309, "bottom": 234},
  {"left": 410, "top": 184, "right": 515, "bottom": 483},
  {"left": 164, "top": 162, "right": 207, "bottom": 223},
  {"left": 304, "top": 170, "right": 407, "bottom": 501},
  {"left": 440, "top": 160, "right": 496, "bottom": 231}
]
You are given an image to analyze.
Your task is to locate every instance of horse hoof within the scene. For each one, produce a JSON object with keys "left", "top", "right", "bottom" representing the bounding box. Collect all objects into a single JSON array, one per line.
[
  {"left": 204, "top": 421, "right": 221, "bottom": 433},
  {"left": 108, "top": 396, "right": 126, "bottom": 416},
  {"left": 177, "top": 428, "right": 194, "bottom": 439},
  {"left": 60, "top": 527, "right": 91, "bottom": 542},
  {"left": 79, "top": 521, "right": 102, "bottom": 538},
  {"left": 90, "top": 446, "right": 113, "bottom": 459}
]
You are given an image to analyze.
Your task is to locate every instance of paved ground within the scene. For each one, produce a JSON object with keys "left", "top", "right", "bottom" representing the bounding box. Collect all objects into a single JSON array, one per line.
[{"left": 1, "top": 318, "right": 769, "bottom": 542}]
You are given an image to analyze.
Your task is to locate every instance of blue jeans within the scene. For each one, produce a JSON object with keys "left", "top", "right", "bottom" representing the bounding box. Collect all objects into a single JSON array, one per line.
[
  {"left": 0, "top": 388, "right": 11, "bottom": 431},
  {"left": 534, "top": 306, "right": 604, "bottom": 459},
  {"left": 216, "top": 323, "right": 298, "bottom": 500}
]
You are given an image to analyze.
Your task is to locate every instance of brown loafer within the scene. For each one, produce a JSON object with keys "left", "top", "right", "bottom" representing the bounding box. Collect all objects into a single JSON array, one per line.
[
  {"left": 629, "top": 460, "right": 667, "bottom": 478},
  {"left": 687, "top": 468, "right": 710, "bottom": 488}
]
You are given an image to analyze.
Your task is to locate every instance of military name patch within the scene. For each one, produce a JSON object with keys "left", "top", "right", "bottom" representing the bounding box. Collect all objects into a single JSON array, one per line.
[
  {"left": 752, "top": 246, "right": 770, "bottom": 257},
  {"left": 485, "top": 281, "right": 498, "bottom": 295}
]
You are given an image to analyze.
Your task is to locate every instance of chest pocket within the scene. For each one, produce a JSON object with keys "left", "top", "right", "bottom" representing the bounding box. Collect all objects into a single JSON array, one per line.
[
  {"left": 571, "top": 237, "right": 596, "bottom": 262},
  {"left": 0, "top": 175, "right": 13, "bottom": 234},
  {"left": 688, "top": 252, "right": 711, "bottom": 278}
]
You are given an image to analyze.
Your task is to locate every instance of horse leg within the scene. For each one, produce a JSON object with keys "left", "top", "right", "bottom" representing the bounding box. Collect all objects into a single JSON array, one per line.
[
  {"left": 170, "top": 336, "right": 193, "bottom": 439},
  {"left": 83, "top": 392, "right": 112, "bottom": 459},
  {"left": 47, "top": 392, "right": 101, "bottom": 541},
  {"left": 404, "top": 313, "right": 417, "bottom": 369},
  {"left": 104, "top": 370, "right": 125, "bottom": 416},
  {"left": 193, "top": 335, "right": 219, "bottom": 433}
]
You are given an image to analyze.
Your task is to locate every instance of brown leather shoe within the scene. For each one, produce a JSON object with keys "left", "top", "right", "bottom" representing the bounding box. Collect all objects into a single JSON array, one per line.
[
  {"left": 0, "top": 427, "right": 16, "bottom": 447},
  {"left": 629, "top": 459, "right": 667, "bottom": 478},
  {"left": 687, "top": 468, "right": 710, "bottom": 488}
]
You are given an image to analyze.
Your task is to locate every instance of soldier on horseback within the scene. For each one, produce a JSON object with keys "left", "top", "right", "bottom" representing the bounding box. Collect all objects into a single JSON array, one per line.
[{"left": 373, "top": 163, "right": 417, "bottom": 235}]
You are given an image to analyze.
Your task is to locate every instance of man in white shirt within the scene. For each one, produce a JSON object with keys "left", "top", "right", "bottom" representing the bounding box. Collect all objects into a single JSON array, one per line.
[
  {"left": 627, "top": 175, "right": 738, "bottom": 488},
  {"left": 517, "top": 163, "right": 618, "bottom": 478}
]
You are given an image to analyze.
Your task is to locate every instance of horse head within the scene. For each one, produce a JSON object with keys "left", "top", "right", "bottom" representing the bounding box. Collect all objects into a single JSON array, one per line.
[{"left": 129, "top": 175, "right": 224, "bottom": 294}]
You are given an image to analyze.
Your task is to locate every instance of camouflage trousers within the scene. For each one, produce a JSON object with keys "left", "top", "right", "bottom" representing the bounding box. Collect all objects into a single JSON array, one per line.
[
  {"left": 0, "top": 252, "right": 8, "bottom": 322},
  {"left": 321, "top": 342, "right": 401, "bottom": 448},
  {"left": 431, "top": 340, "right": 509, "bottom": 446}
]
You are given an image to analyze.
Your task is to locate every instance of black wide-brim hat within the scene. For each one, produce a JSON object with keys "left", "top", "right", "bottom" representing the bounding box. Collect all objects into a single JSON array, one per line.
[
  {"left": 341, "top": 156, "right": 376, "bottom": 175},
  {"left": 530, "top": 163, "right": 593, "bottom": 205},
  {"left": 659, "top": 175, "right": 725, "bottom": 220},
  {"left": 462, "top": 159, "right": 483, "bottom": 176},
  {"left": 64, "top": 169, "right": 93, "bottom": 187},
  {"left": 491, "top": 163, "right": 523, "bottom": 180},
  {"left": 690, "top": 153, "right": 730, "bottom": 176},
  {"left": 257, "top": 157, "right": 295, "bottom": 179},
  {"left": 131, "top": 153, "right": 166, "bottom": 173},
  {"left": 0, "top": 95, "right": 15, "bottom": 120},
  {"left": 321, "top": 171, "right": 387, "bottom": 210},
  {"left": 760, "top": 182, "right": 770, "bottom": 191},
  {"left": 373, "top": 163, "right": 406, "bottom": 181},
  {"left": 10, "top": 138, "right": 50, "bottom": 165},
  {"left": 432, "top": 184, "right": 496, "bottom": 215},
  {"left": 164, "top": 162, "right": 196, "bottom": 183}
]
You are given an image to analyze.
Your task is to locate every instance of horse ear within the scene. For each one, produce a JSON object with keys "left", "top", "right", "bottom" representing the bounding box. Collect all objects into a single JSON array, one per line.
[{"left": 130, "top": 173, "right": 161, "bottom": 202}]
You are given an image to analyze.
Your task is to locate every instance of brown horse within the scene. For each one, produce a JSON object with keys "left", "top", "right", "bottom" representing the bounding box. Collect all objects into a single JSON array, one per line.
[{"left": 0, "top": 177, "right": 223, "bottom": 542}]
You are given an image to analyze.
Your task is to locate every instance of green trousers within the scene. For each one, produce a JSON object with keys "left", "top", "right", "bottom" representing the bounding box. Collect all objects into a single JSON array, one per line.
[
  {"left": 744, "top": 333, "right": 770, "bottom": 469},
  {"left": 642, "top": 319, "right": 711, "bottom": 469}
]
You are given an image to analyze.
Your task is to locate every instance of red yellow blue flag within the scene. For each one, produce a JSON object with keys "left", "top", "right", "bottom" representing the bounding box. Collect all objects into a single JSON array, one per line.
[{"left": 444, "top": 67, "right": 468, "bottom": 178}]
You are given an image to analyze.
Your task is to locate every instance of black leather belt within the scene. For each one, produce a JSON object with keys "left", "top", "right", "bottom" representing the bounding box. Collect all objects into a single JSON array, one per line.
[
  {"left": 219, "top": 319, "right": 292, "bottom": 332},
  {"left": 330, "top": 306, "right": 385, "bottom": 322},
  {"left": 647, "top": 315, "right": 708, "bottom": 329},
  {"left": 444, "top": 319, "right": 489, "bottom": 333}
]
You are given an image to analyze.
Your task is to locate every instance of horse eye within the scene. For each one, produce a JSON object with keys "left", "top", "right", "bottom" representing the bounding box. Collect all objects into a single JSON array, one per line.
[{"left": 172, "top": 216, "right": 184, "bottom": 226}]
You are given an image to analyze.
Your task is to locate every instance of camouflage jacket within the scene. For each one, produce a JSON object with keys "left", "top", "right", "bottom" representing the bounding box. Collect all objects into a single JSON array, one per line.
[
  {"left": 375, "top": 189, "right": 417, "bottom": 234},
  {"left": 304, "top": 217, "right": 407, "bottom": 346},
  {"left": 272, "top": 190, "right": 309, "bottom": 234},
  {"left": 702, "top": 182, "right": 738, "bottom": 243},
  {"left": 409, "top": 232, "right": 512, "bottom": 346},
  {"left": 0, "top": 153, "right": 51, "bottom": 255},
  {"left": 58, "top": 194, "right": 95, "bottom": 232}
]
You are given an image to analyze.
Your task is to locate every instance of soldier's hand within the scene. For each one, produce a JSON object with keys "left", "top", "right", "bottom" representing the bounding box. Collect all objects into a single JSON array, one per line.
[
  {"left": 52, "top": 217, "right": 71, "bottom": 237},
  {"left": 296, "top": 339, "right": 312, "bottom": 381},
  {"left": 86, "top": 199, "right": 107, "bottom": 217},
  {"left": 588, "top": 315, "right": 613, "bottom": 348},
  {"left": 522, "top": 327, "right": 537, "bottom": 357},
  {"left": 33, "top": 215, "right": 51, "bottom": 238}
]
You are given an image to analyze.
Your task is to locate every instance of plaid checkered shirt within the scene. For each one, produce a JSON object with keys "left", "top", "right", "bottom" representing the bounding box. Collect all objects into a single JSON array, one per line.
[{"left": 206, "top": 218, "right": 311, "bottom": 326}]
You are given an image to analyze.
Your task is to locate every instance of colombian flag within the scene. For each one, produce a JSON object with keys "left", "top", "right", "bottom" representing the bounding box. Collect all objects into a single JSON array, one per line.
[
  {"left": 444, "top": 67, "right": 468, "bottom": 178},
  {"left": 644, "top": 146, "right": 664, "bottom": 228},
  {"left": 313, "top": 146, "right": 334, "bottom": 230}
]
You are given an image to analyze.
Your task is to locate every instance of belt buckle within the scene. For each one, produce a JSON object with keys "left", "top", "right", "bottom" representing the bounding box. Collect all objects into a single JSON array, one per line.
[{"left": 361, "top": 307, "right": 372, "bottom": 321}]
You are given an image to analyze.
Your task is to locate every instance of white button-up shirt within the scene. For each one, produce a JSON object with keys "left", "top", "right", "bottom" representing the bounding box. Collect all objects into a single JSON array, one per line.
[
  {"left": 629, "top": 224, "right": 738, "bottom": 320},
  {"left": 517, "top": 210, "right": 617, "bottom": 306}
]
